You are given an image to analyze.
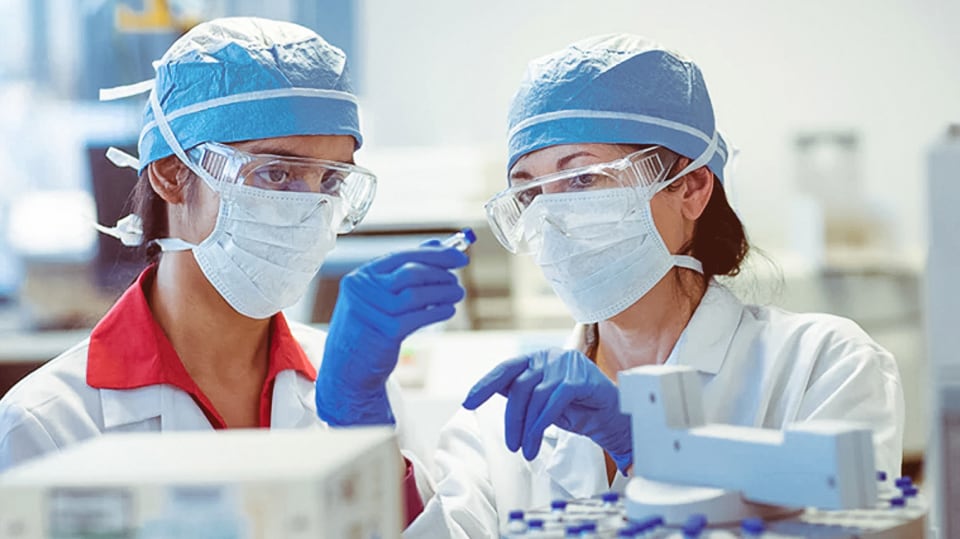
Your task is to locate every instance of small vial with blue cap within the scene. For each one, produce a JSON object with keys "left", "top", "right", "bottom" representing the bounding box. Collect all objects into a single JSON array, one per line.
[
  {"left": 504, "top": 510, "right": 527, "bottom": 537},
  {"left": 578, "top": 521, "right": 599, "bottom": 538},
  {"left": 740, "top": 517, "right": 766, "bottom": 538},
  {"left": 564, "top": 524, "right": 582, "bottom": 537},
  {"left": 440, "top": 228, "right": 477, "bottom": 252},
  {"left": 682, "top": 513, "right": 708, "bottom": 538}
]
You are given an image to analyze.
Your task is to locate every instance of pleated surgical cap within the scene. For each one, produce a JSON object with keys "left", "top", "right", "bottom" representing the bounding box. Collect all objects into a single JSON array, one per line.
[
  {"left": 102, "top": 17, "right": 361, "bottom": 174},
  {"left": 507, "top": 34, "right": 728, "bottom": 182}
]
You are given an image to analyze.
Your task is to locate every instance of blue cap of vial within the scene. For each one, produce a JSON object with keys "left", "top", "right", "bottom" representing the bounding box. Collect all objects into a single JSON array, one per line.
[
  {"left": 528, "top": 519, "right": 545, "bottom": 529},
  {"left": 903, "top": 486, "right": 919, "bottom": 497},
  {"left": 462, "top": 227, "right": 477, "bottom": 244},
  {"left": 581, "top": 522, "right": 598, "bottom": 532},
  {"left": 618, "top": 529, "right": 637, "bottom": 538},
  {"left": 551, "top": 500, "right": 568, "bottom": 510},
  {"left": 877, "top": 471, "right": 888, "bottom": 481},
  {"left": 890, "top": 497, "right": 906, "bottom": 507},
  {"left": 632, "top": 515, "right": 664, "bottom": 532},
  {"left": 602, "top": 492, "right": 620, "bottom": 503},
  {"left": 509, "top": 510, "right": 524, "bottom": 520},
  {"left": 682, "top": 513, "right": 708, "bottom": 535},
  {"left": 565, "top": 525, "right": 582, "bottom": 536},
  {"left": 741, "top": 517, "right": 765, "bottom": 533},
  {"left": 895, "top": 477, "right": 913, "bottom": 488}
]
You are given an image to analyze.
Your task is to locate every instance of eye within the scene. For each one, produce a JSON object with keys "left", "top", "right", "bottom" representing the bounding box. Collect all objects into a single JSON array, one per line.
[
  {"left": 255, "top": 167, "right": 291, "bottom": 186},
  {"left": 320, "top": 169, "right": 346, "bottom": 195},
  {"left": 566, "top": 173, "right": 604, "bottom": 190},
  {"left": 517, "top": 185, "right": 542, "bottom": 207}
]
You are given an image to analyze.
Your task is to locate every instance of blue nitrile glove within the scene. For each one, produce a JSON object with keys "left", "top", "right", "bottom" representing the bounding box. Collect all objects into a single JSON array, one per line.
[
  {"left": 316, "top": 242, "right": 469, "bottom": 426},
  {"left": 462, "top": 348, "right": 633, "bottom": 472}
]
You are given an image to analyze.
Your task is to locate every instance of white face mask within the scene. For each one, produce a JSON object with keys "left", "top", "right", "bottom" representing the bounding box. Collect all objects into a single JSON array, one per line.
[
  {"left": 531, "top": 187, "right": 702, "bottom": 324},
  {"left": 156, "top": 183, "right": 342, "bottom": 319}
]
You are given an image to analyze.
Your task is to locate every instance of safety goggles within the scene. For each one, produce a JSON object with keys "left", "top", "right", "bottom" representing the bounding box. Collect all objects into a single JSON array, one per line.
[
  {"left": 484, "top": 146, "right": 678, "bottom": 254},
  {"left": 186, "top": 142, "right": 377, "bottom": 233}
]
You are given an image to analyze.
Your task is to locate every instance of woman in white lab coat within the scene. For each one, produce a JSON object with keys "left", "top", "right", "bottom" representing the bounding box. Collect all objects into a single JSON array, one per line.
[
  {"left": 0, "top": 18, "right": 466, "bottom": 525},
  {"left": 404, "top": 34, "right": 904, "bottom": 537}
]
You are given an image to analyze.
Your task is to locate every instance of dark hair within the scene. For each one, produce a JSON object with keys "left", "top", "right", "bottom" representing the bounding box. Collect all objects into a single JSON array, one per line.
[{"left": 126, "top": 162, "right": 196, "bottom": 265}]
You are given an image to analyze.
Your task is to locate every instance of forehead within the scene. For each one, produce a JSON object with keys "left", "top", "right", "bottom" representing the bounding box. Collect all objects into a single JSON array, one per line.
[
  {"left": 509, "top": 143, "right": 630, "bottom": 180},
  {"left": 230, "top": 134, "right": 356, "bottom": 162}
]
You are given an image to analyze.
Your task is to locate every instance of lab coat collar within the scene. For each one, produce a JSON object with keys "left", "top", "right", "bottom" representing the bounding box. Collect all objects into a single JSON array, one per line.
[
  {"left": 568, "top": 281, "right": 744, "bottom": 375},
  {"left": 89, "top": 265, "right": 317, "bottom": 430}
]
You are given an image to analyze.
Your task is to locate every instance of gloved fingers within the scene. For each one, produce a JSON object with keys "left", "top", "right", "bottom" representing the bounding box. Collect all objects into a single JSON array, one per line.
[
  {"left": 394, "top": 303, "right": 458, "bottom": 337},
  {"left": 503, "top": 368, "right": 545, "bottom": 452},
  {"left": 462, "top": 357, "right": 530, "bottom": 410},
  {"left": 382, "top": 264, "right": 459, "bottom": 292},
  {"left": 419, "top": 239, "right": 443, "bottom": 247},
  {"left": 383, "top": 283, "right": 465, "bottom": 315},
  {"left": 522, "top": 388, "right": 577, "bottom": 461},
  {"left": 368, "top": 246, "right": 469, "bottom": 274}
]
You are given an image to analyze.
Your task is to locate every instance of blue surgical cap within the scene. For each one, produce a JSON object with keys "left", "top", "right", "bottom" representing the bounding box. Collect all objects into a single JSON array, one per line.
[
  {"left": 129, "top": 17, "right": 360, "bottom": 174},
  {"left": 507, "top": 34, "right": 728, "bottom": 182}
]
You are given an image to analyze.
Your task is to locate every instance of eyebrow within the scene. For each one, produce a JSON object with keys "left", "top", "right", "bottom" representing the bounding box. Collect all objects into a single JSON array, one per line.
[
  {"left": 510, "top": 151, "right": 598, "bottom": 181},
  {"left": 238, "top": 143, "right": 356, "bottom": 165}
]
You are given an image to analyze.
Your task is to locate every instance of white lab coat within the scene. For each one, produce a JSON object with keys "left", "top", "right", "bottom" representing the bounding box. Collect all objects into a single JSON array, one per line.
[
  {"left": 0, "top": 322, "right": 434, "bottom": 505},
  {"left": 405, "top": 283, "right": 904, "bottom": 539}
]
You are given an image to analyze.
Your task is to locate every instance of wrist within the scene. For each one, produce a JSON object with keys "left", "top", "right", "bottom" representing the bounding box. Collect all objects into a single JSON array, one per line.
[{"left": 315, "top": 383, "right": 394, "bottom": 426}]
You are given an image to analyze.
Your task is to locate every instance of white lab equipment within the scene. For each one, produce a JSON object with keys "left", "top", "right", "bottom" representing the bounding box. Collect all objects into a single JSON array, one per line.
[
  {"left": 0, "top": 428, "right": 402, "bottom": 539},
  {"left": 927, "top": 124, "right": 960, "bottom": 539},
  {"left": 500, "top": 366, "right": 926, "bottom": 538}
]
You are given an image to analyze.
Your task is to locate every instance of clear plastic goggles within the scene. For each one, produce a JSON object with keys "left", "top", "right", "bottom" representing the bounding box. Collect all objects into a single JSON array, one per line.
[
  {"left": 484, "top": 146, "right": 677, "bottom": 254},
  {"left": 186, "top": 142, "right": 377, "bottom": 233}
]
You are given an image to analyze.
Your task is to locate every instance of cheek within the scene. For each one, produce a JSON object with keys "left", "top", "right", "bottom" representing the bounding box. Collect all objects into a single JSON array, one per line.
[
  {"left": 184, "top": 182, "right": 220, "bottom": 241},
  {"left": 648, "top": 194, "right": 685, "bottom": 252}
]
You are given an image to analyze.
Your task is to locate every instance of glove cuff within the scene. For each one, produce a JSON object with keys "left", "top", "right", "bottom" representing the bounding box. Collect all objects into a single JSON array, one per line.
[{"left": 315, "top": 383, "right": 395, "bottom": 426}]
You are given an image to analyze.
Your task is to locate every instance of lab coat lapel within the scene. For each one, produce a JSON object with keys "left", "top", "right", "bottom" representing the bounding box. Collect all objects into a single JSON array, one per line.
[
  {"left": 544, "top": 426, "right": 607, "bottom": 499},
  {"left": 270, "top": 370, "right": 321, "bottom": 428},
  {"left": 99, "top": 384, "right": 212, "bottom": 432}
]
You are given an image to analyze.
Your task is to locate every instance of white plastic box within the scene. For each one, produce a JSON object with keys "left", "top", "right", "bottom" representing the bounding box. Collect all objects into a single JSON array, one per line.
[{"left": 0, "top": 428, "right": 401, "bottom": 539}]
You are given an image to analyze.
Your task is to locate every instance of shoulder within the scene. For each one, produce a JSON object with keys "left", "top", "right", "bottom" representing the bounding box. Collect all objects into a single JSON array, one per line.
[
  {"left": 742, "top": 302, "right": 883, "bottom": 354},
  {"left": 0, "top": 339, "right": 99, "bottom": 469}
]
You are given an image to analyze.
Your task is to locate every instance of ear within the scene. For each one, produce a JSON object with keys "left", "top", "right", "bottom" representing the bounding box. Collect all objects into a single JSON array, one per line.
[
  {"left": 678, "top": 166, "right": 714, "bottom": 221},
  {"left": 146, "top": 156, "right": 191, "bottom": 204}
]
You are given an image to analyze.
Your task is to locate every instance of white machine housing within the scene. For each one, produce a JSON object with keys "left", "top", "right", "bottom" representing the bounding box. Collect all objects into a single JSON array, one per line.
[
  {"left": 619, "top": 365, "right": 877, "bottom": 525},
  {"left": 927, "top": 125, "right": 960, "bottom": 539},
  {"left": 0, "top": 428, "right": 402, "bottom": 539}
]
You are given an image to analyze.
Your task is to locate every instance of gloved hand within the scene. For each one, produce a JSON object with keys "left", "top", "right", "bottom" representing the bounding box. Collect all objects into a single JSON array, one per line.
[
  {"left": 462, "top": 348, "right": 633, "bottom": 472},
  {"left": 316, "top": 242, "right": 469, "bottom": 426}
]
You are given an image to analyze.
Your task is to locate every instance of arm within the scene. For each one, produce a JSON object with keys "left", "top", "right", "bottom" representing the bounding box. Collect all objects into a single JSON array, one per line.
[
  {"left": 403, "top": 408, "right": 500, "bottom": 539},
  {"left": 796, "top": 321, "right": 905, "bottom": 479},
  {"left": 0, "top": 404, "right": 60, "bottom": 473}
]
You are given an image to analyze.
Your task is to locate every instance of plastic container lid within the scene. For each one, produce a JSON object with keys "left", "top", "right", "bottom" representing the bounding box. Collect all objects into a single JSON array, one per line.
[
  {"left": 551, "top": 500, "right": 569, "bottom": 510},
  {"left": 895, "top": 477, "right": 913, "bottom": 488},
  {"left": 509, "top": 510, "right": 524, "bottom": 520},
  {"left": 741, "top": 517, "right": 765, "bottom": 533},
  {"left": 528, "top": 519, "right": 545, "bottom": 529},
  {"left": 602, "top": 492, "right": 620, "bottom": 503},
  {"left": 682, "top": 513, "right": 708, "bottom": 535}
]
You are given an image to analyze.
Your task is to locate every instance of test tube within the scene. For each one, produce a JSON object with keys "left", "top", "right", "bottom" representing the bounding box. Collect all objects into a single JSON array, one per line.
[{"left": 440, "top": 227, "right": 477, "bottom": 251}]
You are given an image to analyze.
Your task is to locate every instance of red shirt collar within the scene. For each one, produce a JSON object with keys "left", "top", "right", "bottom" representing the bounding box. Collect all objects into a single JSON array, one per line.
[{"left": 87, "top": 265, "right": 316, "bottom": 428}]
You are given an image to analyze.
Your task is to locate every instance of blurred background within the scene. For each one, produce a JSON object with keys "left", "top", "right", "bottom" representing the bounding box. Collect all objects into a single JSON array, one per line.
[{"left": 0, "top": 0, "right": 957, "bottom": 478}]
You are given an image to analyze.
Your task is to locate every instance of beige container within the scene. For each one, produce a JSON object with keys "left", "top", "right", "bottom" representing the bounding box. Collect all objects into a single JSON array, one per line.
[{"left": 0, "top": 428, "right": 401, "bottom": 539}]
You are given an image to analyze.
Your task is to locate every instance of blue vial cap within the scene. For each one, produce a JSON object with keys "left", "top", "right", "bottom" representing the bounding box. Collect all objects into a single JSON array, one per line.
[
  {"left": 877, "top": 471, "right": 888, "bottom": 481},
  {"left": 741, "top": 517, "right": 765, "bottom": 533},
  {"left": 527, "top": 519, "right": 545, "bottom": 529},
  {"left": 890, "top": 497, "right": 906, "bottom": 507},
  {"left": 682, "top": 514, "right": 708, "bottom": 534},
  {"left": 894, "top": 477, "right": 913, "bottom": 488},
  {"left": 618, "top": 529, "right": 637, "bottom": 538},
  {"left": 581, "top": 522, "right": 598, "bottom": 532},
  {"left": 551, "top": 500, "right": 568, "bottom": 510},
  {"left": 462, "top": 227, "right": 477, "bottom": 244},
  {"left": 508, "top": 510, "right": 524, "bottom": 520},
  {"left": 602, "top": 492, "right": 619, "bottom": 503},
  {"left": 565, "top": 525, "right": 582, "bottom": 536},
  {"left": 903, "top": 486, "right": 919, "bottom": 497},
  {"left": 632, "top": 515, "right": 664, "bottom": 531}
]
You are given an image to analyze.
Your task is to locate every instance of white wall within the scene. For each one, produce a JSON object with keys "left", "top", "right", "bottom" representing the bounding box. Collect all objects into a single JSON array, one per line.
[{"left": 358, "top": 0, "right": 960, "bottom": 251}]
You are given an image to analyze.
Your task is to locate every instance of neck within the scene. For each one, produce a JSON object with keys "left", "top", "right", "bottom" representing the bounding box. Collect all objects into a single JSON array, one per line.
[
  {"left": 147, "top": 253, "right": 272, "bottom": 381},
  {"left": 595, "top": 268, "right": 707, "bottom": 380}
]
